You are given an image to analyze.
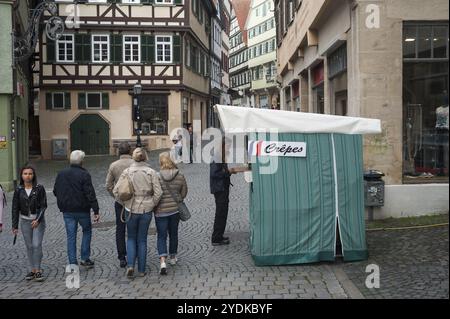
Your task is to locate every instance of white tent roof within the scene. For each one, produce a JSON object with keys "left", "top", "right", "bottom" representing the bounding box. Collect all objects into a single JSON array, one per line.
[{"left": 214, "top": 105, "right": 382, "bottom": 135}]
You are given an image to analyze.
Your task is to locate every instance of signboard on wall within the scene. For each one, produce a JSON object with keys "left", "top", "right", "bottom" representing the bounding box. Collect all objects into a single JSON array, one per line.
[
  {"left": 0, "top": 136, "right": 7, "bottom": 149},
  {"left": 52, "top": 139, "right": 67, "bottom": 159}
]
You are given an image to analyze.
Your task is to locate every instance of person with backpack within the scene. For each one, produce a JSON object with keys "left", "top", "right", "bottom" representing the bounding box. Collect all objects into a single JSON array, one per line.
[
  {"left": 155, "top": 152, "right": 188, "bottom": 275},
  {"left": 113, "top": 148, "right": 163, "bottom": 278},
  {"left": 105, "top": 142, "right": 134, "bottom": 268},
  {"left": 53, "top": 150, "right": 100, "bottom": 269},
  {"left": 0, "top": 184, "right": 6, "bottom": 233},
  {"left": 11, "top": 165, "right": 47, "bottom": 281}
]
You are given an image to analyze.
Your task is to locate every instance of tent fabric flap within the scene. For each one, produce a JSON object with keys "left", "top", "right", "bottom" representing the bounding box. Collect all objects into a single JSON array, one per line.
[{"left": 214, "top": 105, "right": 382, "bottom": 135}]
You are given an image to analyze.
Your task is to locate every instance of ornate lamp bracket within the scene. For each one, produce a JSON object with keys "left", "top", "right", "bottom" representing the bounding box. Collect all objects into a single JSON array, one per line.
[{"left": 13, "top": 0, "right": 65, "bottom": 63}]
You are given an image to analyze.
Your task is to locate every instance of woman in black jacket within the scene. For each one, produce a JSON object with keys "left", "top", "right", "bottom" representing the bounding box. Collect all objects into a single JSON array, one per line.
[{"left": 12, "top": 165, "right": 47, "bottom": 282}]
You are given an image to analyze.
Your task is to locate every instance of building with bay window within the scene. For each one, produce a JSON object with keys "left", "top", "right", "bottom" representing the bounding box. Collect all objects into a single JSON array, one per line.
[
  {"left": 275, "top": 0, "right": 449, "bottom": 217},
  {"left": 208, "top": 0, "right": 232, "bottom": 128},
  {"left": 246, "top": 0, "right": 278, "bottom": 109},
  {"left": 229, "top": 0, "right": 251, "bottom": 107},
  {"left": 36, "top": 0, "right": 214, "bottom": 158}
]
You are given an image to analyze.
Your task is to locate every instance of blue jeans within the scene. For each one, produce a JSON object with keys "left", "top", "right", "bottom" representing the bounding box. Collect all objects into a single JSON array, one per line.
[
  {"left": 63, "top": 212, "right": 92, "bottom": 265},
  {"left": 21, "top": 218, "right": 46, "bottom": 270},
  {"left": 155, "top": 213, "right": 179, "bottom": 258},
  {"left": 126, "top": 212, "right": 152, "bottom": 273}
]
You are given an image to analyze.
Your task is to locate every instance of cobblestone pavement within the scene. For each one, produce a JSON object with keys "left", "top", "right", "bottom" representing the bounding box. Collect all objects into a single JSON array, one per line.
[{"left": 0, "top": 152, "right": 448, "bottom": 299}]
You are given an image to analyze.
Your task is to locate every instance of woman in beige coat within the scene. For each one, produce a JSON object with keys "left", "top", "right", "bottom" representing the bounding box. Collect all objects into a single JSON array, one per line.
[
  {"left": 114, "top": 148, "right": 162, "bottom": 278},
  {"left": 155, "top": 152, "right": 188, "bottom": 275}
]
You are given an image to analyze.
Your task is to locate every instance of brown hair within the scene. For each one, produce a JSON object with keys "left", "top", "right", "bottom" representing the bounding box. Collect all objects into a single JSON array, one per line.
[{"left": 19, "top": 165, "right": 37, "bottom": 186}]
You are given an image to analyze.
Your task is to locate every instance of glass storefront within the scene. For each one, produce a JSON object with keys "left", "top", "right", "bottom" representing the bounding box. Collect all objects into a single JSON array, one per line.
[
  {"left": 140, "top": 94, "right": 168, "bottom": 135},
  {"left": 403, "top": 22, "right": 449, "bottom": 182}
]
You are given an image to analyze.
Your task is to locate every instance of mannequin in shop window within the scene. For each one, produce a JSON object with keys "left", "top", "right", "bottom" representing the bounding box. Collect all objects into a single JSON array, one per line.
[{"left": 435, "top": 96, "right": 449, "bottom": 176}]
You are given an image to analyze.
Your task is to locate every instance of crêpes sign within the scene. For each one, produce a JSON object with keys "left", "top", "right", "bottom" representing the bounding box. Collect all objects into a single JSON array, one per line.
[{"left": 248, "top": 140, "right": 307, "bottom": 157}]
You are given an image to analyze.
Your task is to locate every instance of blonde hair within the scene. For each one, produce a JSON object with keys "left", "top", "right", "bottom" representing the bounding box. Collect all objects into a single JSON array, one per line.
[
  {"left": 132, "top": 148, "right": 148, "bottom": 162},
  {"left": 159, "top": 152, "right": 177, "bottom": 170}
]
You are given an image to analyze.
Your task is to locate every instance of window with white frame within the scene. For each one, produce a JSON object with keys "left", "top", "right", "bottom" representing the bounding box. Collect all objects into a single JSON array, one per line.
[
  {"left": 88, "top": 0, "right": 107, "bottom": 3},
  {"left": 56, "top": 34, "right": 74, "bottom": 62},
  {"left": 123, "top": 35, "right": 140, "bottom": 63},
  {"left": 92, "top": 35, "right": 109, "bottom": 63},
  {"left": 86, "top": 93, "right": 102, "bottom": 109},
  {"left": 122, "top": 0, "right": 141, "bottom": 4},
  {"left": 156, "top": 36, "right": 172, "bottom": 63},
  {"left": 155, "top": 0, "right": 173, "bottom": 4}
]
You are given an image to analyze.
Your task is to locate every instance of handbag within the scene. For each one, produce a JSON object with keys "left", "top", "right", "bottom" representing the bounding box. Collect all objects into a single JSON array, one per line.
[{"left": 160, "top": 178, "right": 191, "bottom": 221}]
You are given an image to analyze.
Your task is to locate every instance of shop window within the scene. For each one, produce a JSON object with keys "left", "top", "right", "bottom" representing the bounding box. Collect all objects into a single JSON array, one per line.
[
  {"left": 328, "top": 44, "right": 347, "bottom": 79},
  {"left": 259, "top": 95, "right": 269, "bottom": 108},
  {"left": 403, "top": 22, "right": 449, "bottom": 182},
  {"left": 140, "top": 94, "right": 168, "bottom": 135},
  {"left": 403, "top": 23, "right": 449, "bottom": 59}
]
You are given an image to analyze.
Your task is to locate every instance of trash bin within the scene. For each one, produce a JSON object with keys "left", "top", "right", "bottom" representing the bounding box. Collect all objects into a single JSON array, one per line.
[
  {"left": 363, "top": 170, "right": 385, "bottom": 207},
  {"left": 215, "top": 105, "right": 382, "bottom": 266}
]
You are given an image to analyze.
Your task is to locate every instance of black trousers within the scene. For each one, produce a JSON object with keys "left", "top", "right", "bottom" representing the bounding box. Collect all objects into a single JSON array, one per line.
[
  {"left": 114, "top": 202, "right": 127, "bottom": 261},
  {"left": 212, "top": 188, "right": 229, "bottom": 243}
]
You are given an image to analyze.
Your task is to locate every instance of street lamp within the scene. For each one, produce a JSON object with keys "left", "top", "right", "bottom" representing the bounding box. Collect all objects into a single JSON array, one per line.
[{"left": 133, "top": 83, "right": 143, "bottom": 148}]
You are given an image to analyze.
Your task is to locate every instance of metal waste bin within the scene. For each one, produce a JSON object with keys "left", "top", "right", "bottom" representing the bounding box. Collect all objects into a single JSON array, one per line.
[{"left": 364, "top": 170, "right": 385, "bottom": 221}]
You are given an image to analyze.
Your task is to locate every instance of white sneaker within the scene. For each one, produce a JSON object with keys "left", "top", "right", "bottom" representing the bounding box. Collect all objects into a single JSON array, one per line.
[
  {"left": 160, "top": 261, "right": 167, "bottom": 275},
  {"left": 168, "top": 256, "right": 177, "bottom": 266}
]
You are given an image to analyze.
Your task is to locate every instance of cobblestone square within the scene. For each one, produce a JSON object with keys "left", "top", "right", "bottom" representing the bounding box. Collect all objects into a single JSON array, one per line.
[{"left": 0, "top": 153, "right": 448, "bottom": 299}]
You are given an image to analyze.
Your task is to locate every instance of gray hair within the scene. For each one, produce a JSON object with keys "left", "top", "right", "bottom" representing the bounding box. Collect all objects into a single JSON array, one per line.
[{"left": 70, "top": 150, "right": 85, "bottom": 165}]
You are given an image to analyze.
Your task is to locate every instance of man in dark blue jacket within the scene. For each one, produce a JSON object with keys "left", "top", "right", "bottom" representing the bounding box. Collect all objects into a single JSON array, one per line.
[
  {"left": 53, "top": 150, "right": 100, "bottom": 267},
  {"left": 210, "top": 138, "right": 236, "bottom": 246}
]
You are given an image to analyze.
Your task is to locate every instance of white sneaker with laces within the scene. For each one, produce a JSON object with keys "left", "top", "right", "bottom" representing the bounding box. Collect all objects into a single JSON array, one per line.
[{"left": 168, "top": 256, "right": 177, "bottom": 266}]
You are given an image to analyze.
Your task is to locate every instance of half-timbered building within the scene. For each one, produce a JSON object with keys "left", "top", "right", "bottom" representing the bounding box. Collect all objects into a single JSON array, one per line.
[{"left": 37, "top": 0, "right": 214, "bottom": 158}]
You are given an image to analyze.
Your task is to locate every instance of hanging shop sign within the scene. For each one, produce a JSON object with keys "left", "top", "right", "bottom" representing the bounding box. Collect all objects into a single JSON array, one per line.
[{"left": 248, "top": 140, "right": 307, "bottom": 157}]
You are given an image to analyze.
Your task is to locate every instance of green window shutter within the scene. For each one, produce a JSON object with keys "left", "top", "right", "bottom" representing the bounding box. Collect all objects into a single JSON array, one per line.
[
  {"left": 75, "top": 34, "right": 91, "bottom": 63},
  {"left": 149, "top": 35, "right": 155, "bottom": 63},
  {"left": 141, "top": 35, "right": 155, "bottom": 64},
  {"left": 64, "top": 92, "right": 71, "bottom": 109},
  {"left": 173, "top": 35, "right": 181, "bottom": 64},
  {"left": 47, "top": 37, "right": 55, "bottom": 63},
  {"left": 102, "top": 93, "right": 109, "bottom": 109},
  {"left": 78, "top": 93, "right": 86, "bottom": 109},
  {"left": 174, "top": 0, "right": 182, "bottom": 4},
  {"left": 110, "top": 34, "right": 123, "bottom": 63},
  {"left": 46, "top": 93, "right": 52, "bottom": 109},
  {"left": 142, "top": 0, "right": 153, "bottom": 4}
]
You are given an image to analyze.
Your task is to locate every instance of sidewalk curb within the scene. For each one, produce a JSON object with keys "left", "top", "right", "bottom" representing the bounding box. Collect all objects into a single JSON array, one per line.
[{"left": 327, "top": 265, "right": 366, "bottom": 299}]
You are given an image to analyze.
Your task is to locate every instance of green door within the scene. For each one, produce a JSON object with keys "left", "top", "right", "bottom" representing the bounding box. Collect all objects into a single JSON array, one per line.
[{"left": 70, "top": 114, "right": 109, "bottom": 155}]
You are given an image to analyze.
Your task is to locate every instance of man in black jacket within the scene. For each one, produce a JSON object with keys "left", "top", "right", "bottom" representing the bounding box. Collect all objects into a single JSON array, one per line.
[
  {"left": 210, "top": 138, "right": 237, "bottom": 246},
  {"left": 53, "top": 150, "right": 100, "bottom": 267}
]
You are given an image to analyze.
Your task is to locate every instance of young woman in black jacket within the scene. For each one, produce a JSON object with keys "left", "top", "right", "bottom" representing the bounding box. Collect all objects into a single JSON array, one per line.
[{"left": 12, "top": 165, "right": 47, "bottom": 282}]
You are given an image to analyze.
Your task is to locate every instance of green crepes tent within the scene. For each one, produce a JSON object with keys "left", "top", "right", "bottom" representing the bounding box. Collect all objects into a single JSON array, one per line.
[{"left": 215, "top": 105, "right": 382, "bottom": 265}]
